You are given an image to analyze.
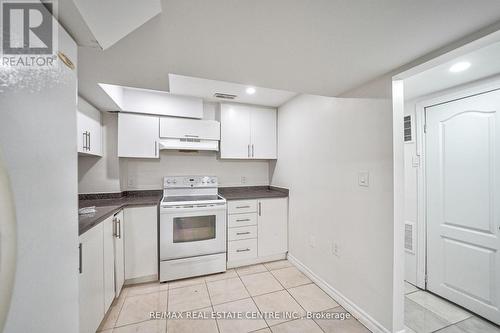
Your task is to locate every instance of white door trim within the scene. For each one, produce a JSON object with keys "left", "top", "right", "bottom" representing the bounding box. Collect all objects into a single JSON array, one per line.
[{"left": 413, "top": 76, "right": 500, "bottom": 290}]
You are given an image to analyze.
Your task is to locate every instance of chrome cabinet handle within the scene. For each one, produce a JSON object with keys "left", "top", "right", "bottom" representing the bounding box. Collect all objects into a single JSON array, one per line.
[
  {"left": 236, "top": 248, "right": 250, "bottom": 252},
  {"left": 236, "top": 218, "right": 250, "bottom": 222},
  {"left": 82, "top": 132, "right": 86, "bottom": 151},
  {"left": 118, "top": 219, "right": 121, "bottom": 239},
  {"left": 236, "top": 205, "right": 250, "bottom": 209},
  {"left": 154, "top": 141, "right": 157, "bottom": 156},
  {"left": 78, "top": 243, "right": 82, "bottom": 274},
  {"left": 258, "top": 202, "right": 261, "bottom": 216},
  {"left": 247, "top": 144, "right": 250, "bottom": 158},
  {"left": 236, "top": 232, "right": 251, "bottom": 235},
  {"left": 184, "top": 134, "right": 199, "bottom": 138},
  {"left": 88, "top": 132, "right": 91, "bottom": 151},
  {"left": 252, "top": 144, "right": 254, "bottom": 158},
  {"left": 112, "top": 218, "right": 117, "bottom": 237}
]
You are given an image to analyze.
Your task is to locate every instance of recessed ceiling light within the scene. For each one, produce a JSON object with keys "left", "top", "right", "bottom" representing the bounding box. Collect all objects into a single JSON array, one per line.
[
  {"left": 246, "top": 87, "right": 256, "bottom": 95},
  {"left": 449, "top": 61, "right": 471, "bottom": 73}
]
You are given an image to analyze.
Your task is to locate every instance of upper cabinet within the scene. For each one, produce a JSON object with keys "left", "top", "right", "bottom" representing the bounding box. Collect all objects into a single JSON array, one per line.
[
  {"left": 77, "top": 97, "right": 102, "bottom": 156},
  {"left": 220, "top": 104, "right": 277, "bottom": 159},
  {"left": 99, "top": 84, "right": 203, "bottom": 118},
  {"left": 118, "top": 113, "right": 159, "bottom": 158}
]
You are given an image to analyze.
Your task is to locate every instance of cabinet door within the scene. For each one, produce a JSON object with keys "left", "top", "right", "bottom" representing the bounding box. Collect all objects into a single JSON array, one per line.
[
  {"left": 257, "top": 198, "right": 288, "bottom": 257},
  {"left": 250, "top": 107, "right": 277, "bottom": 159},
  {"left": 124, "top": 206, "right": 158, "bottom": 280},
  {"left": 114, "top": 210, "right": 125, "bottom": 297},
  {"left": 103, "top": 216, "right": 115, "bottom": 311},
  {"left": 118, "top": 113, "right": 159, "bottom": 158},
  {"left": 220, "top": 104, "right": 251, "bottom": 158},
  {"left": 78, "top": 97, "right": 102, "bottom": 156},
  {"left": 79, "top": 224, "right": 104, "bottom": 333}
]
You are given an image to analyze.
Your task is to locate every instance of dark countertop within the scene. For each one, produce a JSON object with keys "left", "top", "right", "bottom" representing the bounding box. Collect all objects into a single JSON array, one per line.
[
  {"left": 218, "top": 186, "right": 289, "bottom": 201},
  {"left": 78, "top": 190, "right": 162, "bottom": 236}
]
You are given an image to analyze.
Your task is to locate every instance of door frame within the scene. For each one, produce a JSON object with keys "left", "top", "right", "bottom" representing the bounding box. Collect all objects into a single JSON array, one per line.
[{"left": 413, "top": 76, "right": 500, "bottom": 289}]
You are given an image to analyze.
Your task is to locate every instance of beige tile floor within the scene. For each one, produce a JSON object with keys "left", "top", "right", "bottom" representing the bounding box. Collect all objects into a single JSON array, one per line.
[
  {"left": 98, "top": 260, "right": 370, "bottom": 333},
  {"left": 404, "top": 281, "right": 500, "bottom": 333}
]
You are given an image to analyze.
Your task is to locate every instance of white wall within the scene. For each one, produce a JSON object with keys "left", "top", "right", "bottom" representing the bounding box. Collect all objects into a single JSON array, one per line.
[
  {"left": 78, "top": 112, "right": 122, "bottom": 193},
  {"left": 271, "top": 94, "right": 394, "bottom": 331},
  {"left": 404, "top": 102, "right": 418, "bottom": 285},
  {"left": 78, "top": 102, "right": 270, "bottom": 193}
]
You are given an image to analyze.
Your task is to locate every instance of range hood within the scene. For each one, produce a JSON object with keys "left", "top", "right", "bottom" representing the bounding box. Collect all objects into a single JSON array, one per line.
[{"left": 159, "top": 117, "right": 220, "bottom": 151}]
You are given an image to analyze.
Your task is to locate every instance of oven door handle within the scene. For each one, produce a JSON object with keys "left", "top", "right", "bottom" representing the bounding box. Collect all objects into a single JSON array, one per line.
[{"left": 160, "top": 204, "right": 226, "bottom": 214}]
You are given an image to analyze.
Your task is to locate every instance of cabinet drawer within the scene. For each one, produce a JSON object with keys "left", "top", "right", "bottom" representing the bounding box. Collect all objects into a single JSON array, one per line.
[
  {"left": 228, "top": 200, "right": 257, "bottom": 214},
  {"left": 228, "top": 239, "right": 257, "bottom": 262},
  {"left": 228, "top": 226, "right": 257, "bottom": 241},
  {"left": 228, "top": 213, "right": 257, "bottom": 228}
]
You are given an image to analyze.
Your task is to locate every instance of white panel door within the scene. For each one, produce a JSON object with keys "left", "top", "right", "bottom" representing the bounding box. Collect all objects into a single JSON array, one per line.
[
  {"left": 251, "top": 107, "right": 277, "bottom": 159},
  {"left": 103, "top": 216, "right": 115, "bottom": 311},
  {"left": 220, "top": 104, "right": 251, "bottom": 158},
  {"left": 426, "top": 89, "right": 500, "bottom": 324},
  {"left": 257, "top": 198, "right": 288, "bottom": 257},
  {"left": 79, "top": 224, "right": 104, "bottom": 333},
  {"left": 118, "top": 113, "right": 159, "bottom": 158},
  {"left": 124, "top": 206, "right": 158, "bottom": 280},
  {"left": 114, "top": 210, "right": 125, "bottom": 297}
]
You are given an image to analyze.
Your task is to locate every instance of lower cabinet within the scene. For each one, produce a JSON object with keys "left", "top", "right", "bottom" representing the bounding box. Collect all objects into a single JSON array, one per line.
[
  {"left": 79, "top": 222, "right": 104, "bottom": 333},
  {"left": 227, "top": 197, "right": 288, "bottom": 268},
  {"left": 114, "top": 210, "right": 125, "bottom": 297},
  {"left": 124, "top": 206, "right": 158, "bottom": 280},
  {"left": 79, "top": 210, "right": 126, "bottom": 333}
]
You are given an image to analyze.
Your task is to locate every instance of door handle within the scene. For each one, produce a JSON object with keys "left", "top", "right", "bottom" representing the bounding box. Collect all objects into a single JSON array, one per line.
[
  {"left": 252, "top": 144, "right": 254, "bottom": 158},
  {"left": 247, "top": 144, "right": 250, "bottom": 158},
  {"left": 236, "top": 218, "right": 250, "bottom": 222},
  {"left": 155, "top": 141, "right": 157, "bottom": 156},
  {"left": 112, "top": 218, "right": 117, "bottom": 237},
  {"left": 236, "top": 248, "right": 251, "bottom": 252},
  {"left": 236, "top": 206, "right": 250, "bottom": 209},
  {"left": 88, "top": 132, "right": 91, "bottom": 151},
  {"left": 236, "top": 232, "right": 251, "bottom": 235},
  {"left": 118, "top": 219, "right": 121, "bottom": 239},
  {"left": 78, "top": 243, "right": 82, "bottom": 274},
  {"left": 82, "top": 132, "right": 86, "bottom": 151},
  {"left": 258, "top": 202, "right": 262, "bottom": 216}
]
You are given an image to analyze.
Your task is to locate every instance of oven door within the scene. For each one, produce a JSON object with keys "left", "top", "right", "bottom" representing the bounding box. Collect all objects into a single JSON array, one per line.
[{"left": 160, "top": 203, "right": 226, "bottom": 260}]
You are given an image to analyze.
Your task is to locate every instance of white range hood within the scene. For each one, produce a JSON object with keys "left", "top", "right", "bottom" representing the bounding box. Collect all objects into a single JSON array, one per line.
[{"left": 159, "top": 117, "right": 220, "bottom": 151}]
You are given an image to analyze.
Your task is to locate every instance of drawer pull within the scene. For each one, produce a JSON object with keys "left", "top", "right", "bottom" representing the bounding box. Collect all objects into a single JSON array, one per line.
[
  {"left": 236, "top": 248, "right": 251, "bottom": 252},
  {"left": 236, "top": 218, "right": 250, "bottom": 222},
  {"left": 236, "top": 232, "right": 251, "bottom": 235},
  {"left": 236, "top": 205, "right": 250, "bottom": 209}
]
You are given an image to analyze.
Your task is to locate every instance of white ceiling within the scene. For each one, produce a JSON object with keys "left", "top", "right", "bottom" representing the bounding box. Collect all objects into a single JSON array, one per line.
[
  {"left": 72, "top": 0, "right": 500, "bottom": 110},
  {"left": 168, "top": 74, "right": 296, "bottom": 107},
  {"left": 405, "top": 41, "right": 500, "bottom": 100}
]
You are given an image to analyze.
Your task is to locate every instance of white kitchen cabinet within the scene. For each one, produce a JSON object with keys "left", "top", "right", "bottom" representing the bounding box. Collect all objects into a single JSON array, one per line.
[
  {"left": 103, "top": 216, "right": 115, "bottom": 311},
  {"left": 251, "top": 108, "right": 277, "bottom": 159},
  {"left": 124, "top": 206, "right": 158, "bottom": 280},
  {"left": 220, "top": 103, "right": 277, "bottom": 159},
  {"left": 114, "top": 210, "right": 125, "bottom": 297},
  {"left": 257, "top": 198, "right": 288, "bottom": 257},
  {"left": 118, "top": 113, "right": 159, "bottom": 158},
  {"left": 77, "top": 97, "right": 102, "bottom": 156},
  {"left": 220, "top": 104, "right": 251, "bottom": 158},
  {"left": 227, "top": 197, "right": 288, "bottom": 268},
  {"left": 79, "top": 223, "right": 104, "bottom": 333}
]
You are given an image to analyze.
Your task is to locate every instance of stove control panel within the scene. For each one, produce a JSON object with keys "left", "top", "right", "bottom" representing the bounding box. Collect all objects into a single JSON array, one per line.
[{"left": 164, "top": 176, "right": 218, "bottom": 188}]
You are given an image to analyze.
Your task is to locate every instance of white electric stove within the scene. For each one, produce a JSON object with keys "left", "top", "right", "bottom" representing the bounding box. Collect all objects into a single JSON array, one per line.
[{"left": 159, "top": 176, "right": 227, "bottom": 282}]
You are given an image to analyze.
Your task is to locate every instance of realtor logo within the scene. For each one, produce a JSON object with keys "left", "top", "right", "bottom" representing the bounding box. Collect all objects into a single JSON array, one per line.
[{"left": 2, "top": 1, "right": 52, "bottom": 54}]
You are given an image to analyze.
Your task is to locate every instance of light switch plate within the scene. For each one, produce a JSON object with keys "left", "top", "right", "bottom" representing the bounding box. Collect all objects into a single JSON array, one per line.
[{"left": 358, "top": 171, "right": 370, "bottom": 187}]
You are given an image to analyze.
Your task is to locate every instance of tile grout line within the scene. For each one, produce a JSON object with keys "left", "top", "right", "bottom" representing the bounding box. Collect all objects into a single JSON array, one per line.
[
  {"left": 235, "top": 266, "right": 272, "bottom": 331},
  {"left": 204, "top": 278, "right": 222, "bottom": 333}
]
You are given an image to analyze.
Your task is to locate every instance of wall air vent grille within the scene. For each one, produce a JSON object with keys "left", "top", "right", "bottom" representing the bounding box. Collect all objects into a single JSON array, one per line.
[
  {"left": 405, "top": 221, "right": 415, "bottom": 253},
  {"left": 404, "top": 115, "right": 412, "bottom": 142},
  {"left": 214, "top": 93, "right": 237, "bottom": 100}
]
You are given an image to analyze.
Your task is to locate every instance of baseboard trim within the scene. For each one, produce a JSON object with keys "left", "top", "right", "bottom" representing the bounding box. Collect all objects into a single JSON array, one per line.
[
  {"left": 124, "top": 274, "right": 158, "bottom": 285},
  {"left": 287, "top": 254, "right": 391, "bottom": 333}
]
